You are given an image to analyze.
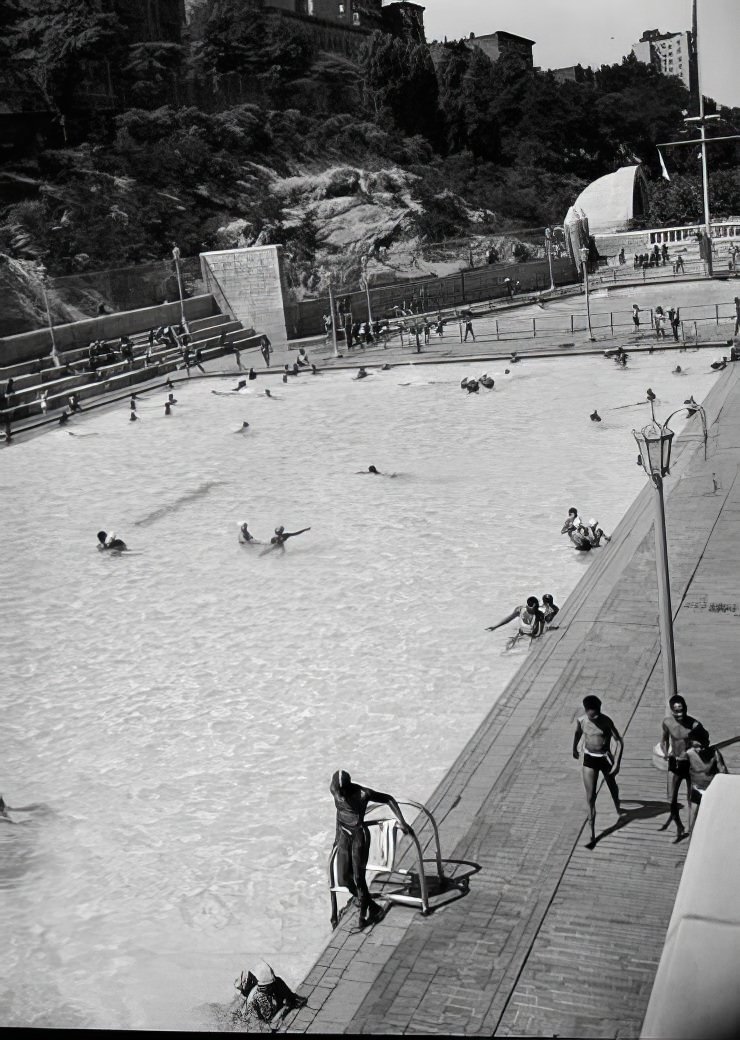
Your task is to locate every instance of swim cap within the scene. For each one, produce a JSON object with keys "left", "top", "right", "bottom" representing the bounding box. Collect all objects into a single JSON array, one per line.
[
  {"left": 275, "top": 526, "right": 284, "bottom": 534},
  {"left": 253, "top": 961, "right": 275, "bottom": 987}
]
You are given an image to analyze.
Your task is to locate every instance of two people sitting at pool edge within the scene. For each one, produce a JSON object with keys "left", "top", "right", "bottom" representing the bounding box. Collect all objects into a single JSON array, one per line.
[
  {"left": 561, "top": 507, "right": 611, "bottom": 551},
  {"left": 485, "top": 594, "right": 559, "bottom": 648}
]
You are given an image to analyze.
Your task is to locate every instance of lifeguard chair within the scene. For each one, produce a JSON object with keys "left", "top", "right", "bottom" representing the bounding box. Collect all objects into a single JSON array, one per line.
[{"left": 328, "top": 799, "right": 479, "bottom": 929}]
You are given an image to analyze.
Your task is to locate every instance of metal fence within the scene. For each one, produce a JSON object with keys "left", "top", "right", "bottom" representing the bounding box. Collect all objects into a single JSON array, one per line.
[
  {"left": 459, "top": 300, "right": 738, "bottom": 344},
  {"left": 284, "top": 257, "right": 576, "bottom": 339},
  {"left": 45, "top": 256, "right": 204, "bottom": 322}
]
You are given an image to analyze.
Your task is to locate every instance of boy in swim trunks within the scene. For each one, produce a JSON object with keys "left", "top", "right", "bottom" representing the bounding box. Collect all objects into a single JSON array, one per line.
[
  {"left": 659, "top": 694, "right": 709, "bottom": 840},
  {"left": 573, "top": 695, "right": 625, "bottom": 848},
  {"left": 486, "top": 596, "right": 545, "bottom": 648}
]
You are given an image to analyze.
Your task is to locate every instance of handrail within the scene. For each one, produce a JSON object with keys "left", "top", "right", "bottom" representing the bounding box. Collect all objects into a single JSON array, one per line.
[{"left": 202, "top": 260, "right": 235, "bottom": 321}]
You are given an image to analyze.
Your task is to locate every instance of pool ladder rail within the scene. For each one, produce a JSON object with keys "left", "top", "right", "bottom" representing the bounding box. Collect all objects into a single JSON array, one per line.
[{"left": 328, "top": 798, "right": 480, "bottom": 929}]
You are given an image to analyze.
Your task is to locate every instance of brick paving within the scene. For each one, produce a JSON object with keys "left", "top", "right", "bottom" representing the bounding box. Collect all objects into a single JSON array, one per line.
[{"left": 282, "top": 364, "right": 740, "bottom": 1036}]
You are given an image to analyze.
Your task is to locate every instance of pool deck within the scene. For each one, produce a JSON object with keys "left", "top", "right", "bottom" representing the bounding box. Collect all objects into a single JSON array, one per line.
[{"left": 281, "top": 361, "right": 740, "bottom": 1037}]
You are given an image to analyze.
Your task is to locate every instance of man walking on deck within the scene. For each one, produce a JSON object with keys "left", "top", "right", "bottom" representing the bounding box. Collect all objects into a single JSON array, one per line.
[
  {"left": 573, "top": 695, "right": 625, "bottom": 848},
  {"left": 660, "top": 695, "right": 709, "bottom": 840}
]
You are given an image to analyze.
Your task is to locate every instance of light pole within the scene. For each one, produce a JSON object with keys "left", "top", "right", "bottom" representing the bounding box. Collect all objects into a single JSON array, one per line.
[
  {"left": 579, "top": 245, "right": 594, "bottom": 341},
  {"left": 39, "top": 265, "right": 60, "bottom": 368},
  {"left": 545, "top": 227, "right": 555, "bottom": 291},
  {"left": 361, "top": 254, "right": 374, "bottom": 330},
  {"left": 172, "top": 245, "right": 187, "bottom": 329},
  {"left": 632, "top": 405, "right": 700, "bottom": 706},
  {"left": 327, "top": 273, "right": 341, "bottom": 359}
]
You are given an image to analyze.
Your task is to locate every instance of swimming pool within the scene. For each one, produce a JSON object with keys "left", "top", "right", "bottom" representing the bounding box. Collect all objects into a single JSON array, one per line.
[{"left": 1, "top": 353, "right": 719, "bottom": 1028}]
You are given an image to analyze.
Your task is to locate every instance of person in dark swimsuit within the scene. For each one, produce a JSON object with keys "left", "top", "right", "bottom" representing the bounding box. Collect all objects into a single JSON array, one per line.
[
  {"left": 660, "top": 695, "right": 709, "bottom": 840},
  {"left": 330, "top": 770, "right": 412, "bottom": 928},
  {"left": 573, "top": 695, "right": 625, "bottom": 848},
  {"left": 97, "top": 531, "right": 128, "bottom": 552}
]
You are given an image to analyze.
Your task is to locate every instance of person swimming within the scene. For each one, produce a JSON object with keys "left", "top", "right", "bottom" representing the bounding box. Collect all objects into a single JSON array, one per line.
[
  {"left": 164, "top": 401, "right": 172, "bottom": 415},
  {"left": 646, "top": 388, "right": 656, "bottom": 402},
  {"left": 480, "top": 374, "right": 495, "bottom": 389},
  {"left": 232, "top": 379, "right": 248, "bottom": 392},
  {"left": 260, "top": 525, "right": 311, "bottom": 555},
  {"left": 542, "top": 593, "right": 560, "bottom": 626},
  {"left": 238, "top": 521, "right": 259, "bottom": 544},
  {"left": 673, "top": 365, "right": 683, "bottom": 374},
  {"left": 590, "top": 410, "right": 602, "bottom": 422},
  {"left": 486, "top": 596, "right": 546, "bottom": 649},
  {"left": 97, "top": 530, "right": 128, "bottom": 552},
  {"left": 355, "top": 367, "right": 369, "bottom": 380},
  {"left": 465, "top": 379, "right": 480, "bottom": 393}
]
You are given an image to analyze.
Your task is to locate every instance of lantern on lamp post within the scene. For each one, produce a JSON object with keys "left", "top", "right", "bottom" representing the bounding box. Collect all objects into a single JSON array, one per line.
[{"left": 633, "top": 411, "right": 677, "bottom": 704}]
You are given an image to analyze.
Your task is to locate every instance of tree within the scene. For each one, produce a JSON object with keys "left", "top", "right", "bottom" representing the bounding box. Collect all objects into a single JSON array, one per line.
[
  {"left": 360, "top": 33, "right": 440, "bottom": 145},
  {"left": 9, "top": 0, "right": 124, "bottom": 116}
]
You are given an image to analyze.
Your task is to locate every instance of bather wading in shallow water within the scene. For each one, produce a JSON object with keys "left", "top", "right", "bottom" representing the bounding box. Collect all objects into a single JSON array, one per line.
[
  {"left": 97, "top": 530, "right": 128, "bottom": 552},
  {"left": 330, "top": 770, "right": 413, "bottom": 929},
  {"left": 259, "top": 525, "right": 311, "bottom": 555},
  {"left": 486, "top": 596, "right": 545, "bottom": 649}
]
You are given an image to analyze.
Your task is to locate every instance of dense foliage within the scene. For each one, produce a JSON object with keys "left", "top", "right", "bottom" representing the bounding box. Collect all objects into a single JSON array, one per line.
[{"left": 0, "top": 0, "right": 737, "bottom": 276}]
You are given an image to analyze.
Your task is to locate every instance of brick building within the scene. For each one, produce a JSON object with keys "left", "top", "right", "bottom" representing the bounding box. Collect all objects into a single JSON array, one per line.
[
  {"left": 430, "top": 29, "right": 535, "bottom": 70},
  {"left": 466, "top": 30, "right": 534, "bottom": 69}
]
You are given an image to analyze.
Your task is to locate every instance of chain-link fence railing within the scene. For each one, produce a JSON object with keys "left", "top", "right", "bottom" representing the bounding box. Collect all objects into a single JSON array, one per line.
[{"left": 45, "top": 255, "right": 204, "bottom": 323}]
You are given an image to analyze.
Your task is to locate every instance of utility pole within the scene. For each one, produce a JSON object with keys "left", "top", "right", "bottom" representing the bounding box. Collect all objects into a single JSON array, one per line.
[{"left": 655, "top": 1, "right": 739, "bottom": 277}]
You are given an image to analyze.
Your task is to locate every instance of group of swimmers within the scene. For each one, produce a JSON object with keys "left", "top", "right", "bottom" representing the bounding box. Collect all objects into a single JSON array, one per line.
[
  {"left": 561, "top": 507, "right": 611, "bottom": 552},
  {"left": 238, "top": 523, "right": 311, "bottom": 554}
]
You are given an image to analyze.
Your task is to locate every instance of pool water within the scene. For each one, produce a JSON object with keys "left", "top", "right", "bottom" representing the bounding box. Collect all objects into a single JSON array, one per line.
[{"left": 1, "top": 354, "right": 719, "bottom": 1029}]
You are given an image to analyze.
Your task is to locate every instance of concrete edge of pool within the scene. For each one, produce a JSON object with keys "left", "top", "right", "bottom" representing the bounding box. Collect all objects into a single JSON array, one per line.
[{"left": 279, "top": 364, "right": 740, "bottom": 1037}]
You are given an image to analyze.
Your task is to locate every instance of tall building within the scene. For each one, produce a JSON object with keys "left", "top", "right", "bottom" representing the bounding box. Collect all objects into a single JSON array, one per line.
[{"left": 631, "top": 29, "right": 696, "bottom": 93}]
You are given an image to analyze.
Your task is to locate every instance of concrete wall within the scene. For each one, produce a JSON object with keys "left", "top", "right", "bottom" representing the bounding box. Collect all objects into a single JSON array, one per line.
[
  {"left": 641, "top": 775, "right": 740, "bottom": 1040},
  {"left": 0, "top": 295, "right": 218, "bottom": 369},
  {"left": 200, "top": 246, "right": 289, "bottom": 346}
]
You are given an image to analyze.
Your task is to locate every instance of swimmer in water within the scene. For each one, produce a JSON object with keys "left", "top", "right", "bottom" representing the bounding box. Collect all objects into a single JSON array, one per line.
[
  {"left": 542, "top": 593, "right": 560, "bottom": 627},
  {"left": 673, "top": 365, "right": 682, "bottom": 374},
  {"left": 164, "top": 402, "right": 171, "bottom": 415},
  {"left": 97, "top": 530, "right": 128, "bottom": 552},
  {"left": 486, "top": 596, "right": 546, "bottom": 649},
  {"left": 357, "top": 465, "right": 397, "bottom": 477},
  {"left": 646, "top": 388, "right": 656, "bottom": 402},
  {"left": 561, "top": 509, "right": 592, "bottom": 551},
  {"left": 232, "top": 379, "right": 248, "bottom": 392},
  {"left": 356, "top": 367, "right": 369, "bottom": 380},
  {"left": 238, "top": 521, "right": 260, "bottom": 544},
  {"left": 590, "top": 410, "right": 602, "bottom": 422},
  {"left": 0, "top": 794, "right": 46, "bottom": 824},
  {"left": 261, "top": 525, "right": 311, "bottom": 554},
  {"left": 264, "top": 389, "right": 274, "bottom": 398}
]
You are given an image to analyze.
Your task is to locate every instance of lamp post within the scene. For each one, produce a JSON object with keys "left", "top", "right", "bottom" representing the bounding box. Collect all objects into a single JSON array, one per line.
[
  {"left": 633, "top": 410, "right": 679, "bottom": 704},
  {"left": 579, "top": 245, "right": 594, "bottom": 341},
  {"left": 39, "top": 265, "right": 60, "bottom": 368},
  {"left": 545, "top": 227, "right": 555, "bottom": 291},
  {"left": 327, "top": 273, "right": 341, "bottom": 359},
  {"left": 171, "top": 244, "right": 186, "bottom": 329},
  {"left": 361, "top": 254, "right": 374, "bottom": 330}
]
